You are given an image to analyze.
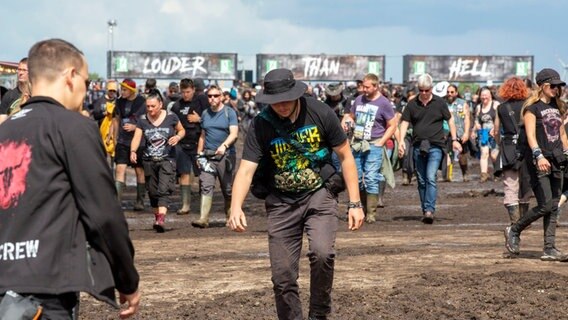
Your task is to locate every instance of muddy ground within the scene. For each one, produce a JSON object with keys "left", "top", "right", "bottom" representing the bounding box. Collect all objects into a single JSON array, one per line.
[{"left": 80, "top": 167, "right": 568, "bottom": 319}]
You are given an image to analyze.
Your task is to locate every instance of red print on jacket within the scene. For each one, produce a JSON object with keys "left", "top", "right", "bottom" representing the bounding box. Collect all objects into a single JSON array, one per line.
[{"left": 0, "top": 141, "right": 32, "bottom": 210}]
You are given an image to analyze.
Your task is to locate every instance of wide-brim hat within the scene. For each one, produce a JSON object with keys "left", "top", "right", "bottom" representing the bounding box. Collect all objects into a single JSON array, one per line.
[
  {"left": 325, "top": 83, "right": 344, "bottom": 96},
  {"left": 255, "top": 68, "right": 307, "bottom": 104},
  {"left": 536, "top": 68, "right": 566, "bottom": 86},
  {"left": 432, "top": 81, "right": 450, "bottom": 97}
]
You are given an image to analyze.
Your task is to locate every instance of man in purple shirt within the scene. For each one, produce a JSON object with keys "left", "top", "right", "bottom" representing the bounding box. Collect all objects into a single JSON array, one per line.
[{"left": 341, "top": 73, "right": 397, "bottom": 223}]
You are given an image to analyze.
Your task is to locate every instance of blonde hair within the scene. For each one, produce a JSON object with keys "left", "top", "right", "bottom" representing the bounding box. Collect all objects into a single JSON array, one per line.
[{"left": 522, "top": 85, "right": 566, "bottom": 116}]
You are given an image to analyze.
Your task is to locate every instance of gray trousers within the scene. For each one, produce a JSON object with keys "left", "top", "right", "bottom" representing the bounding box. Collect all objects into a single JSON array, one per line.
[
  {"left": 199, "top": 154, "right": 235, "bottom": 199},
  {"left": 266, "top": 187, "right": 338, "bottom": 320}
]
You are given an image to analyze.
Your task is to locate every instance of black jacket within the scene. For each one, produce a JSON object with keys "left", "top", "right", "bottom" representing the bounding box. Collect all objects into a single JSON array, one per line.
[{"left": 0, "top": 96, "right": 139, "bottom": 307}]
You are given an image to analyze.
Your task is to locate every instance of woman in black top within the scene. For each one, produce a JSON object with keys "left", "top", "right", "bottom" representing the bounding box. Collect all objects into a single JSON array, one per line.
[
  {"left": 130, "top": 89, "right": 185, "bottom": 232},
  {"left": 505, "top": 68, "right": 568, "bottom": 261},
  {"left": 492, "top": 77, "right": 530, "bottom": 224}
]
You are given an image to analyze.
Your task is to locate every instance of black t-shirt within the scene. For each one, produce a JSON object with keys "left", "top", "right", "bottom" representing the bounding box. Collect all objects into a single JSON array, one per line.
[
  {"left": 497, "top": 99, "right": 524, "bottom": 137},
  {"left": 170, "top": 94, "right": 208, "bottom": 150},
  {"left": 114, "top": 95, "right": 146, "bottom": 145},
  {"left": 401, "top": 95, "right": 451, "bottom": 148},
  {"left": 525, "top": 100, "right": 563, "bottom": 158},
  {"left": 137, "top": 111, "right": 180, "bottom": 160},
  {"left": 0, "top": 87, "right": 22, "bottom": 115},
  {"left": 243, "top": 96, "right": 346, "bottom": 202}
]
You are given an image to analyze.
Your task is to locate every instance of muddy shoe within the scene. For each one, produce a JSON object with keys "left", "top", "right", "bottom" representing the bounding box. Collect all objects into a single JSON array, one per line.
[
  {"left": 176, "top": 208, "right": 190, "bottom": 215},
  {"left": 504, "top": 226, "right": 520, "bottom": 254},
  {"left": 133, "top": 201, "right": 145, "bottom": 211},
  {"left": 540, "top": 247, "right": 568, "bottom": 262},
  {"left": 422, "top": 211, "right": 434, "bottom": 224},
  {"left": 191, "top": 219, "right": 209, "bottom": 228},
  {"left": 153, "top": 214, "right": 165, "bottom": 233}
]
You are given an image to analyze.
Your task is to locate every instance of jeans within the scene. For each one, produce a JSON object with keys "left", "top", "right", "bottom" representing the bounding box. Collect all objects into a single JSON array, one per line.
[
  {"left": 353, "top": 144, "right": 384, "bottom": 194},
  {"left": 413, "top": 145, "right": 443, "bottom": 213}
]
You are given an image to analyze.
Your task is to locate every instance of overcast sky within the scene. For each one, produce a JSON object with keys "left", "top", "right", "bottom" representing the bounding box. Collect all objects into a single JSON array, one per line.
[{"left": 2, "top": 0, "right": 567, "bottom": 83}]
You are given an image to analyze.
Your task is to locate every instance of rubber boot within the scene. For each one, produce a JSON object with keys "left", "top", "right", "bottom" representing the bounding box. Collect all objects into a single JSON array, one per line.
[
  {"left": 133, "top": 183, "right": 145, "bottom": 211},
  {"left": 192, "top": 195, "right": 212, "bottom": 228},
  {"left": 365, "top": 193, "right": 379, "bottom": 224},
  {"left": 402, "top": 172, "right": 410, "bottom": 186},
  {"left": 177, "top": 185, "right": 191, "bottom": 215},
  {"left": 224, "top": 197, "right": 231, "bottom": 220},
  {"left": 360, "top": 191, "right": 367, "bottom": 215},
  {"left": 506, "top": 204, "right": 520, "bottom": 225},
  {"left": 377, "top": 181, "right": 386, "bottom": 208},
  {"left": 459, "top": 156, "right": 468, "bottom": 182},
  {"left": 115, "top": 181, "right": 125, "bottom": 203},
  {"left": 519, "top": 203, "right": 530, "bottom": 218},
  {"left": 446, "top": 163, "right": 453, "bottom": 182}
]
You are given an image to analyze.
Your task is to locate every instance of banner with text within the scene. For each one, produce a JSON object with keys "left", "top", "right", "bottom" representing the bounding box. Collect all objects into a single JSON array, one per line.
[
  {"left": 403, "top": 55, "right": 534, "bottom": 83},
  {"left": 107, "top": 51, "right": 238, "bottom": 80},
  {"left": 257, "top": 54, "right": 385, "bottom": 81}
]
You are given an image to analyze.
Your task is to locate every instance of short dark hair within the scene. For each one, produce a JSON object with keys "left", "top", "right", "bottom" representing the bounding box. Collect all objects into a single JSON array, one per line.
[
  {"left": 28, "top": 39, "right": 84, "bottom": 84},
  {"left": 180, "top": 78, "right": 194, "bottom": 90},
  {"left": 145, "top": 78, "right": 157, "bottom": 89},
  {"left": 145, "top": 88, "right": 163, "bottom": 102}
]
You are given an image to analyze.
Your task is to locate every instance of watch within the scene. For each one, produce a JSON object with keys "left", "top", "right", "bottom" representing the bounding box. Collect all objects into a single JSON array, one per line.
[{"left": 347, "top": 201, "right": 363, "bottom": 209}]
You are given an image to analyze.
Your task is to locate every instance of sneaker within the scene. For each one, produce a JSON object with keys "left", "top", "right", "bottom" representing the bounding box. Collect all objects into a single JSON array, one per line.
[
  {"left": 540, "top": 247, "right": 568, "bottom": 262},
  {"left": 422, "top": 211, "right": 434, "bottom": 224},
  {"left": 153, "top": 214, "right": 165, "bottom": 233},
  {"left": 504, "top": 226, "right": 520, "bottom": 254}
]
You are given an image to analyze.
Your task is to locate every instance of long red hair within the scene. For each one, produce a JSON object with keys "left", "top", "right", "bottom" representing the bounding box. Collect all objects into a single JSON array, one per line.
[{"left": 498, "top": 77, "right": 528, "bottom": 101}]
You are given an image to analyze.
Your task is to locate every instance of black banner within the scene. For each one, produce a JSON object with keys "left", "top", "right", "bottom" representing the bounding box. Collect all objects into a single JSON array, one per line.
[
  {"left": 256, "top": 54, "right": 385, "bottom": 81},
  {"left": 403, "top": 55, "right": 534, "bottom": 83},
  {"left": 107, "top": 51, "right": 237, "bottom": 80}
]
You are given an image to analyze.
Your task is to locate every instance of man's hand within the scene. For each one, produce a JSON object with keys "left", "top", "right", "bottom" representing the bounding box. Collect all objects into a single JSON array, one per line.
[
  {"left": 348, "top": 208, "right": 364, "bottom": 231},
  {"left": 119, "top": 290, "right": 141, "bottom": 319},
  {"left": 398, "top": 142, "right": 406, "bottom": 158},
  {"left": 123, "top": 123, "right": 136, "bottom": 132},
  {"left": 227, "top": 208, "right": 248, "bottom": 232},
  {"left": 187, "top": 111, "right": 200, "bottom": 123}
]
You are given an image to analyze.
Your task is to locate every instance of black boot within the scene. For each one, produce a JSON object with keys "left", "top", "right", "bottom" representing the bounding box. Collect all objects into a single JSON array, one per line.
[
  {"left": 377, "top": 181, "right": 386, "bottom": 208},
  {"left": 541, "top": 210, "right": 568, "bottom": 261},
  {"left": 505, "top": 205, "right": 545, "bottom": 254}
]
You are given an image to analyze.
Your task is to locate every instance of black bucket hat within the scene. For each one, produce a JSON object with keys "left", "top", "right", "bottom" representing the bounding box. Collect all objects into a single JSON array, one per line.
[{"left": 255, "top": 68, "right": 307, "bottom": 104}]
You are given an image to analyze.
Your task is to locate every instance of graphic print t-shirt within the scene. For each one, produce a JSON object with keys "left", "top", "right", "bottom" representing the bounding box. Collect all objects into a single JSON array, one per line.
[
  {"left": 243, "top": 97, "right": 346, "bottom": 202},
  {"left": 349, "top": 95, "right": 394, "bottom": 140},
  {"left": 137, "top": 112, "right": 180, "bottom": 159},
  {"left": 525, "top": 100, "right": 563, "bottom": 157}
]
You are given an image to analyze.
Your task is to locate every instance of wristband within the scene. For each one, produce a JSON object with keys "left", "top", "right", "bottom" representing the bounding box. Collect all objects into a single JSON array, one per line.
[
  {"left": 532, "top": 147, "right": 542, "bottom": 159},
  {"left": 223, "top": 143, "right": 229, "bottom": 149},
  {"left": 347, "top": 201, "right": 363, "bottom": 209},
  {"left": 130, "top": 150, "right": 136, "bottom": 153}
]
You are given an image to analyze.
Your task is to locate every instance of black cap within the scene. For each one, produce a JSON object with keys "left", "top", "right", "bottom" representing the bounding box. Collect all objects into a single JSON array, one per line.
[{"left": 535, "top": 68, "right": 566, "bottom": 86}]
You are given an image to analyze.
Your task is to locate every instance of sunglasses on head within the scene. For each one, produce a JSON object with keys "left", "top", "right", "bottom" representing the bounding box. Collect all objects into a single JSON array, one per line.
[{"left": 207, "top": 94, "right": 221, "bottom": 98}]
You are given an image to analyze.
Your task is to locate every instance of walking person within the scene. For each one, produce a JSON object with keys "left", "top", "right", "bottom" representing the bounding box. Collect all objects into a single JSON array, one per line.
[
  {"left": 398, "top": 74, "right": 462, "bottom": 224},
  {"left": 0, "top": 38, "right": 140, "bottom": 319},
  {"left": 446, "top": 84, "right": 471, "bottom": 182},
  {"left": 492, "top": 77, "right": 531, "bottom": 224},
  {"left": 170, "top": 78, "right": 208, "bottom": 215},
  {"left": 113, "top": 78, "right": 147, "bottom": 210},
  {"left": 505, "top": 68, "right": 568, "bottom": 261},
  {"left": 130, "top": 89, "right": 185, "bottom": 232},
  {"left": 341, "top": 73, "right": 397, "bottom": 223},
  {"left": 191, "top": 85, "right": 239, "bottom": 228},
  {"left": 227, "top": 68, "right": 364, "bottom": 320},
  {"left": 472, "top": 87, "right": 500, "bottom": 182}
]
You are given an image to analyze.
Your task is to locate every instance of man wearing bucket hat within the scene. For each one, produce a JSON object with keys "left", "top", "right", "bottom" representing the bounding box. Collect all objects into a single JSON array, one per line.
[
  {"left": 113, "top": 78, "right": 147, "bottom": 210},
  {"left": 228, "top": 68, "right": 364, "bottom": 320}
]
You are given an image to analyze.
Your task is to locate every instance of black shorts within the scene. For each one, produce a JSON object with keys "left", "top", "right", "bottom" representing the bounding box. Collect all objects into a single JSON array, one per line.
[
  {"left": 115, "top": 143, "right": 143, "bottom": 167},
  {"left": 175, "top": 145, "right": 200, "bottom": 176}
]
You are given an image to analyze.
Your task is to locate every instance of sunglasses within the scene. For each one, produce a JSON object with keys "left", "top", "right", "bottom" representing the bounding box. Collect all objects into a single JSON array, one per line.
[
  {"left": 549, "top": 84, "right": 564, "bottom": 89},
  {"left": 419, "top": 88, "right": 431, "bottom": 93},
  {"left": 207, "top": 94, "right": 221, "bottom": 98}
]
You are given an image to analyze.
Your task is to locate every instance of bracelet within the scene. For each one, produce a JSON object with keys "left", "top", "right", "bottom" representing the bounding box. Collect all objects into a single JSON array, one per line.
[
  {"left": 452, "top": 138, "right": 459, "bottom": 142},
  {"left": 223, "top": 143, "right": 229, "bottom": 148},
  {"left": 130, "top": 150, "right": 137, "bottom": 153},
  {"left": 532, "top": 147, "right": 542, "bottom": 159},
  {"left": 347, "top": 201, "right": 363, "bottom": 209}
]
